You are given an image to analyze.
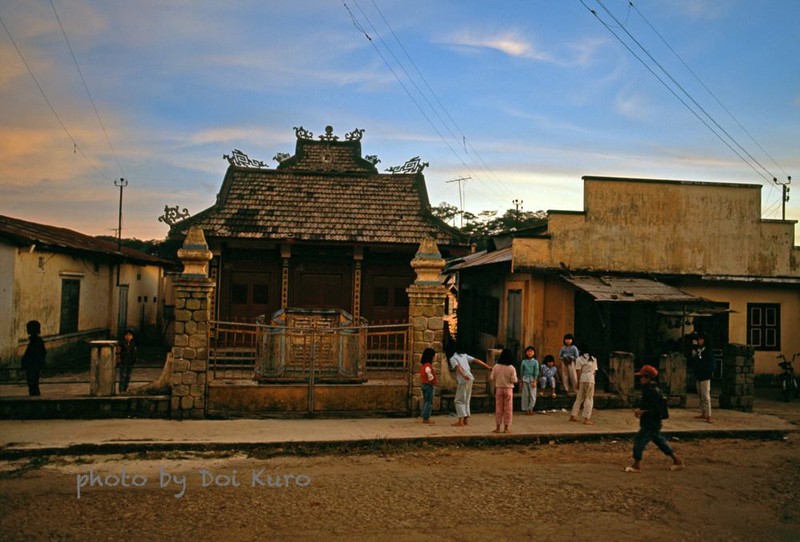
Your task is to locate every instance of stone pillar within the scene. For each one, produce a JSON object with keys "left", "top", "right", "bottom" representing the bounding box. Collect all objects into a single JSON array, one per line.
[
  {"left": 607, "top": 351, "right": 635, "bottom": 400},
  {"left": 719, "top": 343, "right": 754, "bottom": 412},
  {"left": 171, "top": 226, "right": 214, "bottom": 420},
  {"left": 406, "top": 236, "right": 447, "bottom": 414},
  {"left": 89, "top": 340, "right": 118, "bottom": 396}
]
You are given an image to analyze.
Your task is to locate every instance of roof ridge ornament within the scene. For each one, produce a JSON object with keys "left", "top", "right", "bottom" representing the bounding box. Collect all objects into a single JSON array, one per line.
[
  {"left": 319, "top": 125, "right": 338, "bottom": 141},
  {"left": 386, "top": 156, "right": 429, "bottom": 174},
  {"left": 294, "top": 126, "right": 313, "bottom": 140},
  {"left": 273, "top": 152, "right": 291, "bottom": 164},
  {"left": 158, "top": 205, "right": 190, "bottom": 226},
  {"left": 223, "top": 149, "right": 268, "bottom": 168},
  {"left": 365, "top": 154, "right": 380, "bottom": 166},
  {"left": 345, "top": 128, "right": 364, "bottom": 141}
]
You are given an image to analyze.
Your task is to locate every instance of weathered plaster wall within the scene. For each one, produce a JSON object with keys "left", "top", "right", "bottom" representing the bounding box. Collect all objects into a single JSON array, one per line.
[
  {"left": 514, "top": 179, "right": 799, "bottom": 277},
  {"left": 13, "top": 251, "right": 113, "bottom": 341},
  {"left": 117, "top": 264, "right": 162, "bottom": 335},
  {"left": 0, "top": 245, "right": 16, "bottom": 365}
]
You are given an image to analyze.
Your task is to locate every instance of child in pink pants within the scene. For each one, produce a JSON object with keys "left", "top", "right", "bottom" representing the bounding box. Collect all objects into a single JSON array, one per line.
[{"left": 491, "top": 348, "right": 518, "bottom": 433}]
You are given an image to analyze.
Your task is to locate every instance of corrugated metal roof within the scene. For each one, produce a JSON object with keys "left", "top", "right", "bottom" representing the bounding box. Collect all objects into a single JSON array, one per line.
[
  {"left": 562, "top": 275, "right": 702, "bottom": 303},
  {"left": 447, "top": 247, "right": 512, "bottom": 271}
]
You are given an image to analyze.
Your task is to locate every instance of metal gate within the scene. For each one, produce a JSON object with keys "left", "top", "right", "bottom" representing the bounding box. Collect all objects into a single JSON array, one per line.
[{"left": 208, "top": 310, "right": 411, "bottom": 412}]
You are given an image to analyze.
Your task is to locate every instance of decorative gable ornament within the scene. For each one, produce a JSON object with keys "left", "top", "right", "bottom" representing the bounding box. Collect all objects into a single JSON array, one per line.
[
  {"left": 273, "top": 152, "right": 291, "bottom": 164},
  {"left": 365, "top": 155, "right": 381, "bottom": 166},
  {"left": 158, "top": 205, "right": 191, "bottom": 226},
  {"left": 224, "top": 149, "right": 268, "bottom": 168},
  {"left": 386, "top": 156, "right": 429, "bottom": 174}
]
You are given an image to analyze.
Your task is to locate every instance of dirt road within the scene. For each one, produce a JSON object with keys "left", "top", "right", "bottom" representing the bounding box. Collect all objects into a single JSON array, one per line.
[{"left": 1, "top": 434, "right": 798, "bottom": 541}]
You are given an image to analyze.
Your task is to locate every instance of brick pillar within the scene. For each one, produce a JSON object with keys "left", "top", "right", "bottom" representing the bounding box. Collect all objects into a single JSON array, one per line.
[
  {"left": 406, "top": 236, "right": 447, "bottom": 414},
  {"left": 719, "top": 343, "right": 754, "bottom": 412},
  {"left": 171, "top": 226, "right": 214, "bottom": 420}
]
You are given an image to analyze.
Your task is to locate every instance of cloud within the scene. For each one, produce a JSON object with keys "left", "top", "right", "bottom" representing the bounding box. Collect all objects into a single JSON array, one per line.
[{"left": 442, "top": 30, "right": 553, "bottom": 62}]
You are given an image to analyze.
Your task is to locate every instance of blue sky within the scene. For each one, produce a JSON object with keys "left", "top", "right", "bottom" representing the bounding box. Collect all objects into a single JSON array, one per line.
[{"left": 0, "top": 0, "right": 798, "bottom": 240}]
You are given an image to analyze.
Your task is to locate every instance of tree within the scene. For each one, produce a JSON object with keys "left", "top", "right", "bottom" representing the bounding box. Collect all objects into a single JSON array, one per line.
[{"left": 432, "top": 202, "right": 547, "bottom": 250}]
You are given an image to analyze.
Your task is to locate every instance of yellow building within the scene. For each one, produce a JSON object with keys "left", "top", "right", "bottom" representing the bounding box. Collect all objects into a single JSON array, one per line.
[
  {"left": 452, "top": 177, "right": 799, "bottom": 375},
  {"left": 0, "top": 215, "right": 168, "bottom": 378}
]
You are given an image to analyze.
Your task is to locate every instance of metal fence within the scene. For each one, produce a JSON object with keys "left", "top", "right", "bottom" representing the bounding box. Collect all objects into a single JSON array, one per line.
[{"left": 209, "top": 320, "right": 411, "bottom": 381}]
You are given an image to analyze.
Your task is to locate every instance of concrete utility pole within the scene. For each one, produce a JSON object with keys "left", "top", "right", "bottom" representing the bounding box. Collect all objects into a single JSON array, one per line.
[
  {"left": 446, "top": 176, "right": 471, "bottom": 228},
  {"left": 779, "top": 176, "right": 791, "bottom": 221},
  {"left": 512, "top": 198, "right": 523, "bottom": 222},
  {"left": 114, "top": 177, "right": 128, "bottom": 252}
]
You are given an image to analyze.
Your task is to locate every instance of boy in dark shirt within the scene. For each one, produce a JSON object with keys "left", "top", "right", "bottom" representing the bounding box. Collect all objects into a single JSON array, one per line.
[{"left": 624, "top": 364, "right": 683, "bottom": 473}]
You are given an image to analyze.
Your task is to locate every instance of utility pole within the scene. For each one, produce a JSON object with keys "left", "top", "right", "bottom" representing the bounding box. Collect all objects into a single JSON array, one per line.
[
  {"left": 779, "top": 176, "right": 791, "bottom": 221},
  {"left": 114, "top": 177, "right": 128, "bottom": 252},
  {"left": 113, "top": 177, "right": 128, "bottom": 288},
  {"left": 512, "top": 198, "right": 523, "bottom": 222},
  {"left": 446, "top": 176, "right": 471, "bottom": 228}
]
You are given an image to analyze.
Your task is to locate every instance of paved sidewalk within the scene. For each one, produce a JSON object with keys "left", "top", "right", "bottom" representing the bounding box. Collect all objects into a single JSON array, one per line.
[{"left": 1, "top": 404, "right": 795, "bottom": 458}]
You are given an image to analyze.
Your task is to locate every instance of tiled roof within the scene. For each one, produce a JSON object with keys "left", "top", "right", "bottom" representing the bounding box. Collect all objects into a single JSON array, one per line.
[
  {"left": 0, "top": 214, "right": 167, "bottom": 266},
  {"left": 172, "top": 134, "right": 466, "bottom": 247}
]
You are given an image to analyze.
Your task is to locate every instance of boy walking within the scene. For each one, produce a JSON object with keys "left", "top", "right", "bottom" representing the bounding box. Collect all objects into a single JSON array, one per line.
[{"left": 624, "top": 364, "right": 683, "bottom": 473}]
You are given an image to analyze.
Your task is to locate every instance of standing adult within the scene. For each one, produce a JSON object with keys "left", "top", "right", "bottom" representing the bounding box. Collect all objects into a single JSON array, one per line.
[
  {"left": 559, "top": 333, "right": 579, "bottom": 395},
  {"left": 569, "top": 351, "right": 598, "bottom": 425},
  {"left": 519, "top": 345, "right": 540, "bottom": 415},
  {"left": 447, "top": 342, "right": 491, "bottom": 427},
  {"left": 419, "top": 347, "right": 438, "bottom": 424},
  {"left": 624, "top": 364, "right": 683, "bottom": 473},
  {"left": 690, "top": 334, "right": 715, "bottom": 423},
  {"left": 491, "top": 348, "right": 518, "bottom": 433},
  {"left": 21, "top": 320, "right": 46, "bottom": 396}
]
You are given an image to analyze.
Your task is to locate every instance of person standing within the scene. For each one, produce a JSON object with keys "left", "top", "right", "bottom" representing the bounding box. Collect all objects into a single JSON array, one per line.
[
  {"left": 117, "top": 329, "right": 138, "bottom": 393},
  {"left": 624, "top": 364, "right": 683, "bottom": 473},
  {"left": 569, "top": 351, "right": 598, "bottom": 425},
  {"left": 559, "top": 333, "right": 579, "bottom": 395},
  {"left": 689, "top": 334, "right": 715, "bottom": 423},
  {"left": 491, "top": 348, "right": 518, "bottom": 433},
  {"left": 520, "top": 345, "right": 540, "bottom": 415},
  {"left": 447, "top": 342, "right": 491, "bottom": 427},
  {"left": 21, "top": 320, "right": 46, "bottom": 396},
  {"left": 419, "top": 347, "right": 438, "bottom": 424}
]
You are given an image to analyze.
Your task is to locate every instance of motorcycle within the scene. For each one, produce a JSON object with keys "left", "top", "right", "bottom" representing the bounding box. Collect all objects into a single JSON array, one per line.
[{"left": 777, "top": 353, "right": 800, "bottom": 402}]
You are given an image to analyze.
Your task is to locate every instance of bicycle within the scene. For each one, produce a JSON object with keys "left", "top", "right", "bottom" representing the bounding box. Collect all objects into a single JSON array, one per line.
[{"left": 776, "top": 353, "right": 800, "bottom": 402}]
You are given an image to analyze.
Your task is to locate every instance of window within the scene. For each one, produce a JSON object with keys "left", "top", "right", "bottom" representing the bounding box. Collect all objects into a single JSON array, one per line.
[
  {"left": 59, "top": 279, "right": 80, "bottom": 334},
  {"left": 747, "top": 303, "right": 780, "bottom": 351},
  {"left": 231, "top": 284, "right": 248, "bottom": 305}
]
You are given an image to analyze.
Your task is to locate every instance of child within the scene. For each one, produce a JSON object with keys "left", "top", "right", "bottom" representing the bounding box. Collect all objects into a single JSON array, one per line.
[
  {"left": 624, "top": 364, "right": 683, "bottom": 473},
  {"left": 559, "top": 333, "right": 579, "bottom": 395},
  {"left": 569, "top": 351, "right": 598, "bottom": 425},
  {"left": 117, "top": 329, "right": 138, "bottom": 393},
  {"left": 539, "top": 355, "right": 558, "bottom": 398},
  {"left": 419, "top": 347, "right": 437, "bottom": 424},
  {"left": 21, "top": 320, "right": 46, "bottom": 396},
  {"left": 446, "top": 342, "right": 491, "bottom": 427},
  {"left": 490, "top": 348, "right": 518, "bottom": 433},
  {"left": 519, "top": 345, "right": 539, "bottom": 415}
]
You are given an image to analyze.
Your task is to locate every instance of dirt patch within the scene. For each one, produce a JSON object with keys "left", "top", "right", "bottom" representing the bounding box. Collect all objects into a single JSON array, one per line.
[{"left": 1, "top": 436, "right": 798, "bottom": 541}]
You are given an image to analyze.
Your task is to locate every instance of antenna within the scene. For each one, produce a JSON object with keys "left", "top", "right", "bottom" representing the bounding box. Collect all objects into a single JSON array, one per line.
[{"left": 446, "top": 176, "right": 471, "bottom": 227}]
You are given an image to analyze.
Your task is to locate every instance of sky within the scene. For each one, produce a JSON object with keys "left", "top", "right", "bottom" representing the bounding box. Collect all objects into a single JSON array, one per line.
[{"left": 0, "top": 0, "right": 798, "bottom": 240}]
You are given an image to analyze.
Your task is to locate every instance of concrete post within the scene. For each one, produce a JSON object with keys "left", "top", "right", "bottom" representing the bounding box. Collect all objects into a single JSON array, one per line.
[
  {"left": 170, "top": 226, "right": 214, "bottom": 419},
  {"left": 659, "top": 352, "right": 687, "bottom": 405},
  {"left": 607, "top": 351, "right": 635, "bottom": 400},
  {"left": 89, "top": 340, "right": 118, "bottom": 396},
  {"left": 406, "top": 236, "right": 448, "bottom": 414}
]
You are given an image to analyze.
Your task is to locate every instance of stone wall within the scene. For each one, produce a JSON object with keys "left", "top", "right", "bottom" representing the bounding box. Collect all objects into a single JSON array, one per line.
[{"left": 719, "top": 343, "right": 754, "bottom": 412}]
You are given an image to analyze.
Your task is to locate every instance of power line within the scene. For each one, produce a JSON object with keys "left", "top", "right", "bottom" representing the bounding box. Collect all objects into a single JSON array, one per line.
[
  {"left": 50, "top": 0, "right": 126, "bottom": 179},
  {"left": 629, "top": 1, "right": 789, "bottom": 181},
  {"left": 343, "top": 0, "right": 518, "bottom": 206},
  {"left": 0, "top": 12, "right": 112, "bottom": 183},
  {"left": 579, "top": 0, "right": 775, "bottom": 185}
]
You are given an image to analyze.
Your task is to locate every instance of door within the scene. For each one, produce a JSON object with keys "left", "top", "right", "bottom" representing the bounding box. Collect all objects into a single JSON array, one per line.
[
  {"left": 506, "top": 289, "right": 522, "bottom": 361},
  {"left": 117, "top": 285, "right": 128, "bottom": 336},
  {"left": 228, "top": 271, "right": 273, "bottom": 322}
]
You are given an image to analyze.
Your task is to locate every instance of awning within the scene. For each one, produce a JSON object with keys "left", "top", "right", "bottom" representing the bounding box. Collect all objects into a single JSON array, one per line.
[
  {"left": 446, "top": 246, "right": 511, "bottom": 272},
  {"left": 562, "top": 275, "right": 705, "bottom": 303}
]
